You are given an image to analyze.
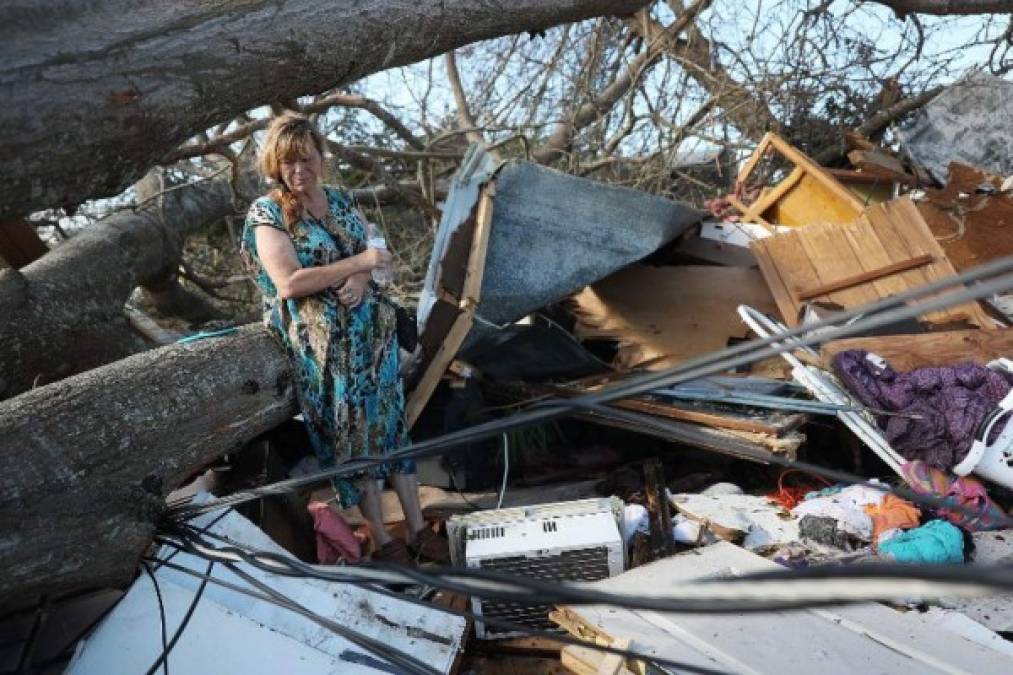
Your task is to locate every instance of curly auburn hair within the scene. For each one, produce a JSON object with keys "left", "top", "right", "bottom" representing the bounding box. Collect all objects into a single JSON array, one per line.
[{"left": 258, "top": 112, "right": 327, "bottom": 232}]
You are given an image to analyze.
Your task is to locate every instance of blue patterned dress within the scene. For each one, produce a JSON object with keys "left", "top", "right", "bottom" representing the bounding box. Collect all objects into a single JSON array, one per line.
[{"left": 241, "top": 186, "right": 413, "bottom": 508}]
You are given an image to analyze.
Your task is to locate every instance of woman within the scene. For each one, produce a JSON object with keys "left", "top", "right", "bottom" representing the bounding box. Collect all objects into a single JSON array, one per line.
[{"left": 240, "top": 113, "right": 447, "bottom": 565}]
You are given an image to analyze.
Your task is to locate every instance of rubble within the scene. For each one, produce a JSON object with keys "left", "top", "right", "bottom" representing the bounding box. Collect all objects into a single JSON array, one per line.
[{"left": 12, "top": 125, "right": 1013, "bottom": 675}]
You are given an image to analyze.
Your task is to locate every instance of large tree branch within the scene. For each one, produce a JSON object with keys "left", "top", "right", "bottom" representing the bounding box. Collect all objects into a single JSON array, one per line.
[
  {"left": 0, "top": 0, "right": 650, "bottom": 221},
  {"left": 0, "top": 168, "right": 259, "bottom": 400},
  {"left": 0, "top": 324, "right": 296, "bottom": 607},
  {"left": 445, "top": 51, "right": 488, "bottom": 147},
  {"left": 813, "top": 86, "right": 942, "bottom": 165},
  {"left": 862, "top": 0, "right": 1013, "bottom": 16}
]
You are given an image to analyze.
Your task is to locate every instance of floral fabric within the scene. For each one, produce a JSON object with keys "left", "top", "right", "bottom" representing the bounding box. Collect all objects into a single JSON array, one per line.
[{"left": 241, "top": 186, "right": 413, "bottom": 508}]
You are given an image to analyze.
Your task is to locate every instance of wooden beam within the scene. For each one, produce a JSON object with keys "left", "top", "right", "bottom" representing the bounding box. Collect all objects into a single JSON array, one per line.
[
  {"left": 821, "top": 328, "right": 1013, "bottom": 371},
  {"left": 794, "top": 253, "right": 935, "bottom": 301},
  {"left": 406, "top": 184, "right": 496, "bottom": 425}
]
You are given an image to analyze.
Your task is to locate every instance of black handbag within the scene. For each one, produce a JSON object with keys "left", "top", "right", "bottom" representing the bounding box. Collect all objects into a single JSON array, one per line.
[
  {"left": 393, "top": 303, "right": 418, "bottom": 353},
  {"left": 376, "top": 293, "right": 418, "bottom": 352}
]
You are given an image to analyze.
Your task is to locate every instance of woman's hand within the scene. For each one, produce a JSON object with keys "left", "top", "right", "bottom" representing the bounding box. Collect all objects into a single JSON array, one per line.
[
  {"left": 359, "top": 247, "right": 392, "bottom": 272},
  {"left": 337, "top": 272, "right": 369, "bottom": 307}
]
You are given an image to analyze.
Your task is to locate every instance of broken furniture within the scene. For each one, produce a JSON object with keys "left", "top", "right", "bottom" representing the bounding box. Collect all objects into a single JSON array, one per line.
[
  {"left": 409, "top": 144, "right": 703, "bottom": 424},
  {"left": 750, "top": 196, "right": 994, "bottom": 328},
  {"left": 729, "top": 132, "right": 869, "bottom": 229},
  {"left": 550, "top": 541, "right": 1012, "bottom": 674}
]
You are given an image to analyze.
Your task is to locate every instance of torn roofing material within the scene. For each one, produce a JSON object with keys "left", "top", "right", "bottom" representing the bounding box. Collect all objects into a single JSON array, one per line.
[
  {"left": 416, "top": 144, "right": 704, "bottom": 349},
  {"left": 897, "top": 73, "right": 1013, "bottom": 183}
]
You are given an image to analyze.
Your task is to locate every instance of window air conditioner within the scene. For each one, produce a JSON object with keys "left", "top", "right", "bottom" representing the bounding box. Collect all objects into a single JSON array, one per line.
[{"left": 447, "top": 497, "right": 626, "bottom": 639}]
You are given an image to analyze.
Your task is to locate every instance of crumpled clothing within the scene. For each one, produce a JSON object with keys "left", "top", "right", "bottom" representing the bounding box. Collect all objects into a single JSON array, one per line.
[
  {"left": 798, "top": 515, "right": 854, "bottom": 549},
  {"left": 864, "top": 494, "right": 921, "bottom": 547},
  {"left": 879, "top": 519, "right": 964, "bottom": 564},
  {"left": 832, "top": 350, "right": 1013, "bottom": 469},
  {"left": 308, "top": 501, "right": 362, "bottom": 564},
  {"left": 792, "top": 483, "right": 888, "bottom": 541},
  {"left": 902, "top": 461, "right": 1011, "bottom": 531}
]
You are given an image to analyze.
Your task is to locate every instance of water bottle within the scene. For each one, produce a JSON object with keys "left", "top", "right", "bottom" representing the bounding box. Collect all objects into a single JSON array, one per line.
[{"left": 365, "top": 220, "right": 392, "bottom": 287}]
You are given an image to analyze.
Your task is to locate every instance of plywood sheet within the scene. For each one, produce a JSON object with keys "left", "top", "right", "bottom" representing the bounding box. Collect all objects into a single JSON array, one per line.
[
  {"left": 750, "top": 196, "right": 993, "bottom": 328},
  {"left": 570, "top": 265, "right": 778, "bottom": 371}
]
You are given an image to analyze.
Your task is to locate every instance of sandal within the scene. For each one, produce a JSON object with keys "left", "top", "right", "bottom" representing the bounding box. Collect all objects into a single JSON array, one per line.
[
  {"left": 410, "top": 527, "right": 451, "bottom": 564},
  {"left": 372, "top": 538, "right": 414, "bottom": 567}
]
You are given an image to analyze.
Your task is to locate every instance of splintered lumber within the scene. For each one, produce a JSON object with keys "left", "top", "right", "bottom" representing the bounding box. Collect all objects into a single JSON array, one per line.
[
  {"left": 821, "top": 328, "right": 1013, "bottom": 371},
  {"left": 553, "top": 542, "right": 1011, "bottom": 674},
  {"left": 733, "top": 133, "right": 867, "bottom": 227},
  {"left": 0, "top": 325, "right": 297, "bottom": 608},
  {"left": 571, "top": 265, "right": 778, "bottom": 371},
  {"left": 750, "top": 196, "right": 994, "bottom": 328}
]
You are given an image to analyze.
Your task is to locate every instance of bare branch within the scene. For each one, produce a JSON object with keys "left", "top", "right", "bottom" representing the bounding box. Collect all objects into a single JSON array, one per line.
[
  {"left": 532, "top": 0, "right": 714, "bottom": 164},
  {"left": 445, "top": 51, "right": 488, "bottom": 146}
]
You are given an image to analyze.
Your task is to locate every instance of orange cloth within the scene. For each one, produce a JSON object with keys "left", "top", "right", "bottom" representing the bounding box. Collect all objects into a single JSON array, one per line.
[{"left": 864, "top": 494, "right": 921, "bottom": 545}]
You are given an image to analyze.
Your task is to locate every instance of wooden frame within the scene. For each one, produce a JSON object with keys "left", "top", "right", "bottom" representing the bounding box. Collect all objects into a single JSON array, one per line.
[{"left": 406, "top": 183, "right": 496, "bottom": 424}]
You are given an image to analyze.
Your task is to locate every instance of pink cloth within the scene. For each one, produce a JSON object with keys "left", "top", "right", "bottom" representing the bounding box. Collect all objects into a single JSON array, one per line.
[{"left": 308, "top": 501, "right": 361, "bottom": 564}]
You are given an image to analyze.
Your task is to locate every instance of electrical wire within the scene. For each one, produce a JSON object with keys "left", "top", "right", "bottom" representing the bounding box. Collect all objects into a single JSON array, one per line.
[
  {"left": 140, "top": 563, "right": 169, "bottom": 675},
  {"left": 160, "top": 524, "right": 1013, "bottom": 614},
  {"left": 496, "top": 432, "right": 509, "bottom": 510},
  {"left": 170, "top": 257, "right": 1013, "bottom": 520},
  {"left": 146, "top": 554, "right": 729, "bottom": 675},
  {"left": 144, "top": 560, "right": 213, "bottom": 675}
]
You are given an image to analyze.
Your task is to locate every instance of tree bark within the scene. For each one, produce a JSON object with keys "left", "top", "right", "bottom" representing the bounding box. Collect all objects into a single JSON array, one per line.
[
  {"left": 0, "top": 0, "right": 650, "bottom": 221},
  {"left": 0, "top": 169, "right": 257, "bottom": 400},
  {"left": 0, "top": 324, "right": 296, "bottom": 608},
  {"left": 862, "top": 0, "right": 1013, "bottom": 16}
]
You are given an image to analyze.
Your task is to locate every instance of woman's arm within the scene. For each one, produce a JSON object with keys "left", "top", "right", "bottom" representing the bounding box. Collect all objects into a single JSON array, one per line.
[{"left": 254, "top": 226, "right": 389, "bottom": 300}]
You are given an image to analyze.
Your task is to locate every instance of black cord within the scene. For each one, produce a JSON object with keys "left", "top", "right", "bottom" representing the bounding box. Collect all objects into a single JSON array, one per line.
[
  {"left": 146, "top": 554, "right": 729, "bottom": 675},
  {"left": 161, "top": 524, "right": 1013, "bottom": 614},
  {"left": 170, "top": 258, "right": 1013, "bottom": 520},
  {"left": 143, "top": 560, "right": 213, "bottom": 675},
  {"left": 140, "top": 563, "right": 169, "bottom": 675}
]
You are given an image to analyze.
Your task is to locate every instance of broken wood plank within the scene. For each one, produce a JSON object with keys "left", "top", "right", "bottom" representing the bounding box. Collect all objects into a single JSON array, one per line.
[
  {"left": 821, "top": 328, "right": 1013, "bottom": 371},
  {"left": 795, "top": 253, "right": 935, "bottom": 301},
  {"left": 643, "top": 458, "right": 675, "bottom": 559}
]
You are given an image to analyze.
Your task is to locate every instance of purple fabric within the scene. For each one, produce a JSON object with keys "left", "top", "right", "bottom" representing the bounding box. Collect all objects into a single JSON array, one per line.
[{"left": 832, "top": 350, "right": 1013, "bottom": 469}]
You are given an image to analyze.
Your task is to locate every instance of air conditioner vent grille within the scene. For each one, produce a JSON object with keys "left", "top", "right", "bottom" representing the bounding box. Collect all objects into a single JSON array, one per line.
[{"left": 475, "top": 547, "right": 612, "bottom": 632}]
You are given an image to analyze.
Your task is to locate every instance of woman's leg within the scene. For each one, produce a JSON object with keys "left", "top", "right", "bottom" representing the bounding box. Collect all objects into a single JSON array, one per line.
[
  {"left": 390, "top": 472, "right": 426, "bottom": 540},
  {"left": 357, "top": 477, "right": 393, "bottom": 547}
]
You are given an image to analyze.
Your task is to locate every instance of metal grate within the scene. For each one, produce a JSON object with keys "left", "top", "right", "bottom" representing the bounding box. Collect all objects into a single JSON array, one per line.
[{"left": 475, "top": 546, "right": 612, "bottom": 634}]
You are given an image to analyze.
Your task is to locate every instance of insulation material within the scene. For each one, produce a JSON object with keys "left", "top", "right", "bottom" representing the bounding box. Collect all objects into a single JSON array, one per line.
[{"left": 570, "top": 265, "right": 778, "bottom": 371}]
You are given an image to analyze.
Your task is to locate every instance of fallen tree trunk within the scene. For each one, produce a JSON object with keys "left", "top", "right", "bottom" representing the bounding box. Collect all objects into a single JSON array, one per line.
[
  {"left": 0, "top": 170, "right": 254, "bottom": 400},
  {"left": 0, "top": 0, "right": 649, "bottom": 221},
  {"left": 0, "top": 324, "right": 295, "bottom": 608}
]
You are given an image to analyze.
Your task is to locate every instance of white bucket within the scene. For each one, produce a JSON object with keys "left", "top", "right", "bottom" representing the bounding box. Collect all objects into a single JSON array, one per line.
[{"left": 953, "top": 393, "right": 1013, "bottom": 490}]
